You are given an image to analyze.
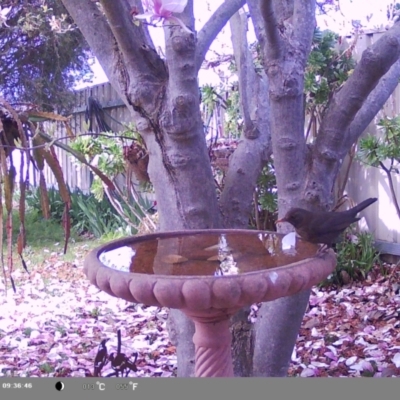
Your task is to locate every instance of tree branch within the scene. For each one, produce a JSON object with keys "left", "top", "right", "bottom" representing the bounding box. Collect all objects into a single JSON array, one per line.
[
  {"left": 345, "top": 59, "right": 400, "bottom": 149},
  {"left": 231, "top": 10, "right": 254, "bottom": 136},
  {"left": 133, "top": 0, "right": 160, "bottom": 48},
  {"left": 196, "top": 0, "right": 245, "bottom": 71},
  {"left": 163, "top": 3, "right": 198, "bottom": 117},
  {"left": 293, "top": 0, "right": 316, "bottom": 50},
  {"left": 248, "top": 0, "right": 312, "bottom": 214},
  {"left": 246, "top": 0, "right": 265, "bottom": 42},
  {"left": 310, "top": 23, "right": 400, "bottom": 199},
  {"left": 100, "top": 0, "right": 165, "bottom": 77},
  {"left": 315, "top": 23, "right": 400, "bottom": 156},
  {"left": 36, "top": 130, "right": 115, "bottom": 190},
  {"left": 380, "top": 161, "right": 400, "bottom": 220},
  {"left": 179, "top": 0, "right": 195, "bottom": 31},
  {"left": 259, "top": 0, "right": 282, "bottom": 59},
  {"left": 329, "top": 59, "right": 400, "bottom": 201},
  {"left": 62, "top": 0, "right": 166, "bottom": 114},
  {"left": 60, "top": 0, "right": 123, "bottom": 92},
  {"left": 219, "top": 9, "right": 272, "bottom": 228}
]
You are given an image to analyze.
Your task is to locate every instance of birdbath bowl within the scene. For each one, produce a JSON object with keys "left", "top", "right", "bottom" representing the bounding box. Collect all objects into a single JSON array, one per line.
[{"left": 84, "top": 229, "right": 336, "bottom": 377}]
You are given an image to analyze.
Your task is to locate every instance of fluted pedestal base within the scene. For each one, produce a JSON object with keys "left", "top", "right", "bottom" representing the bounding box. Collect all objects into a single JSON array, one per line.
[{"left": 184, "top": 309, "right": 237, "bottom": 377}]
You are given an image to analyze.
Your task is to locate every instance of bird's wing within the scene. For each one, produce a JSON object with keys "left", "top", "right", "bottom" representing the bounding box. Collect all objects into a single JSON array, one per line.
[
  {"left": 316, "top": 230, "right": 346, "bottom": 244},
  {"left": 309, "top": 214, "right": 360, "bottom": 236}
]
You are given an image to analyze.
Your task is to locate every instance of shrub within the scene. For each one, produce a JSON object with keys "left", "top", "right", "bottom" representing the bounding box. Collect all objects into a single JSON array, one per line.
[
  {"left": 26, "top": 186, "right": 130, "bottom": 238},
  {"left": 322, "top": 231, "right": 380, "bottom": 286}
]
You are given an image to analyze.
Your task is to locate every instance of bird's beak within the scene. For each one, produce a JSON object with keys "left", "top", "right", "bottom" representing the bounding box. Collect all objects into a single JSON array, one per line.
[{"left": 276, "top": 218, "right": 286, "bottom": 224}]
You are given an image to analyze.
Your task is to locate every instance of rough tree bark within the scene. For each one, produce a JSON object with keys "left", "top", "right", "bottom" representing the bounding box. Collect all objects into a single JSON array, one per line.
[
  {"left": 220, "top": 10, "right": 272, "bottom": 228},
  {"left": 62, "top": 0, "right": 400, "bottom": 377}
]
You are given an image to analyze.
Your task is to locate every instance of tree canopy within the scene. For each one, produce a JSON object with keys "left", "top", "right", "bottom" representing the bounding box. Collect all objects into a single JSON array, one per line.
[{"left": 0, "top": 0, "right": 92, "bottom": 112}]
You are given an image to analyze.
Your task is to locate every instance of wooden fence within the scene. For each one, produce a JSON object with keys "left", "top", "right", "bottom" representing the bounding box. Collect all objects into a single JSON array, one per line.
[
  {"left": 42, "top": 83, "right": 130, "bottom": 193},
  {"left": 40, "top": 29, "right": 400, "bottom": 254},
  {"left": 42, "top": 80, "right": 228, "bottom": 193}
]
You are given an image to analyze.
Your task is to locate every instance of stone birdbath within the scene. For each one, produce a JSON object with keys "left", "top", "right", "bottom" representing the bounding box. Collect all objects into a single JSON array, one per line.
[{"left": 84, "top": 229, "right": 336, "bottom": 377}]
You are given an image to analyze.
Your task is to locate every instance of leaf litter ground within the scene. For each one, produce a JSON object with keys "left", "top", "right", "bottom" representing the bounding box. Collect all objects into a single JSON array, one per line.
[
  {"left": 0, "top": 243, "right": 176, "bottom": 378},
  {"left": 0, "top": 243, "right": 399, "bottom": 377}
]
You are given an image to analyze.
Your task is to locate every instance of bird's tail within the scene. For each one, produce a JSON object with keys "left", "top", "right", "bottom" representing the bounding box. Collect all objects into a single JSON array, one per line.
[{"left": 349, "top": 198, "right": 378, "bottom": 214}]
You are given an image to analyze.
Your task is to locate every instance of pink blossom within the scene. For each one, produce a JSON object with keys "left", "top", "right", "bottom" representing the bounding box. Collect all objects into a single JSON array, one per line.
[
  {"left": 135, "top": 0, "right": 191, "bottom": 33},
  {"left": 144, "top": 0, "right": 187, "bottom": 19},
  {"left": 0, "top": 6, "right": 12, "bottom": 27}
]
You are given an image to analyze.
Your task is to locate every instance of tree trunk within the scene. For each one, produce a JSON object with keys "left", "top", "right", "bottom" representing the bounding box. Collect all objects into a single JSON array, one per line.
[
  {"left": 247, "top": 0, "right": 316, "bottom": 376},
  {"left": 253, "top": 290, "right": 310, "bottom": 376},
  {"left": 167, "top": 309, "right": 196, "bottom": 377}
]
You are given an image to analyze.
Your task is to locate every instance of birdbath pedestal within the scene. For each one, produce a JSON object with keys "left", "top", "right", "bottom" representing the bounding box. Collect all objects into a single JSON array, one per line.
[{"left": 84, "top": 229, "right": 336, "bottom": 377}]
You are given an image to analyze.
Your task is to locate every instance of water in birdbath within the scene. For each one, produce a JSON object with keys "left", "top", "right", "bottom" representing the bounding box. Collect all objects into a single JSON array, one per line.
[{"left": 98, "top": 231, "right": 319, "bottom": 277}]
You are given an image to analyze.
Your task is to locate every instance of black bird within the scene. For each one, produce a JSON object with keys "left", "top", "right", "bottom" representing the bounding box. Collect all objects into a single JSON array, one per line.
[{"left": 277, "top": 198, "right": 377, "bottom": 248}]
